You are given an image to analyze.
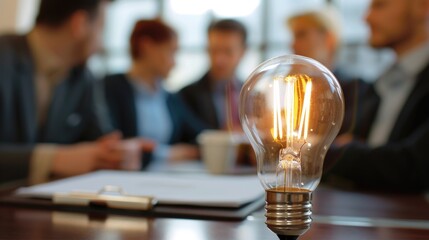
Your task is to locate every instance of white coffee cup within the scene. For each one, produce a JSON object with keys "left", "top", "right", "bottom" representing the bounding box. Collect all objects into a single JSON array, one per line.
[{"left": 197, "top": 130, "right": 244, "bottom": 174}]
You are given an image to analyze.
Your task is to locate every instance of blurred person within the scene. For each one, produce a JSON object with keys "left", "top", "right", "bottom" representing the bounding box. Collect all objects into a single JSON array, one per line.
[
  {"left": 179, "top": 19, "right": 247, "bottom": 131},
  {"left": 323, "top": 0, "right": 429, "bottom": 192},
  {"left": 287, "top": 8, "right": 368, "bottom": 134},
  {"left": 287, "top": 7, "right": 340, "bottom": 72},
  {"left": 0, "top": 0, "right": 153, "bottom": 186},
  {"left": 103, "top": 19, "right": 206, "bottom": 169}
]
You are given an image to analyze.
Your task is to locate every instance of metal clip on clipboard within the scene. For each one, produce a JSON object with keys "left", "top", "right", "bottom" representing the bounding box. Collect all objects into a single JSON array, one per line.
[{"left": 53, "top": 185, "right": 157, "bottom": 211}]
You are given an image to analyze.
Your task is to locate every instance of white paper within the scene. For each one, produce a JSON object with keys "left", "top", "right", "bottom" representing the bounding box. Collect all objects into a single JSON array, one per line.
[{"left": 16, "top": 170, "right": 264, "bottom": 208}]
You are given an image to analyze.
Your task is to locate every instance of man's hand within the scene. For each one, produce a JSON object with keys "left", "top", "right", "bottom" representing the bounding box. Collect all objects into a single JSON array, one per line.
[
  {"left": 334, "top": 134, "right": 354, "bottom": 147},
  {"left": 168, "top": 144, "right": 199, "bottom": 162},
  {"left": 51, "top": 132, "right": 155, "bottom": 177}
]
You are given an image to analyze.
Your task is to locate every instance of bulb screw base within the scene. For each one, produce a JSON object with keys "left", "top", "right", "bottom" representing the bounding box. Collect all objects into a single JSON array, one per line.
[{"left": 265, "top": 189, "right": 312, "bottom": 238}]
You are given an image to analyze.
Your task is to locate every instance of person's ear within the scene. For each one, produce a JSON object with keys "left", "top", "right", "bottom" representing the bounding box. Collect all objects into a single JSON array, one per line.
[
  {"left": 326, "top": 32, "right": 338, "bottom": 53},
  {"left": 241, "top": 43, "right": 247, "bottom": 55},
  {"left": 413, "top": 0, "right": 429, "bottom": 21},
  {"left": 68, "top": 10, "right": 90, "bottom": 40},
  {"left": 421, "top": 0, "right": 429, "bottom": 18}
]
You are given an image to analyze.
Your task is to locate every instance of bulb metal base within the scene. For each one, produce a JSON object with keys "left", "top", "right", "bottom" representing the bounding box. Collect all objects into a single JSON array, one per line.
[{"left": 265, "top": 189, "right": 312, "bottom": 237}]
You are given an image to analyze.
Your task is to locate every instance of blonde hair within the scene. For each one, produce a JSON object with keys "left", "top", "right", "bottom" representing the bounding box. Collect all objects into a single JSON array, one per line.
[{"left": 286, "top": 6, "right": 342, "bottom": 47}]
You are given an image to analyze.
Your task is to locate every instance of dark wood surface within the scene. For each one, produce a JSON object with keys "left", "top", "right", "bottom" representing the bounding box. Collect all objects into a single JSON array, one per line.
[
  {"left": 312, "top": 186, "right": 429, "bottom": 220},
  {"left": 1, "top": 185, "right": 428, "bottom": 240}
]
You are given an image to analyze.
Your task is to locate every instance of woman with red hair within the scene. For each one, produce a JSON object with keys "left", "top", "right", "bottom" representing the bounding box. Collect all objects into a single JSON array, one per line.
[{"left": 103, "top": 19, "right": 207, "bottom": 169}]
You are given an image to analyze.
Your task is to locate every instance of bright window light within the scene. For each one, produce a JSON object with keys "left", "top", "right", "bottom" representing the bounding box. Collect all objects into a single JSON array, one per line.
[
  {"left": 211, "top": 0, "right": 260, "bottom": 17},
  {"left": 170, "top": 0, "right": 209, "bottom": 15},
  {"left": 170, "top": 0, "right": 260, "bottom": 17}
]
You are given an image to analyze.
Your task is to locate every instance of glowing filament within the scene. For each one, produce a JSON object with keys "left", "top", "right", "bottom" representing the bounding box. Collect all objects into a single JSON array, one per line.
[
  {"left": 272, "top": 75, "right": 312, "bottom": 144},
  {"left": 272, "top": 75, "right": 312, "bottom": 190},
  {"left": 273, "top": 79, "right": 282, "bottom": 140},
  {"left": 297, "top": 79, "right": 312, "bottom": 140},
  {"left": 285, "top": 80, "right": 294, "bottom": 147}
]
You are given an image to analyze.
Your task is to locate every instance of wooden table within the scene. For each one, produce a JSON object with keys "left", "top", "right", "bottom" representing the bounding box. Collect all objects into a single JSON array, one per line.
[{"left": 1, "top": 185, "right": 428, "bottom": 240}]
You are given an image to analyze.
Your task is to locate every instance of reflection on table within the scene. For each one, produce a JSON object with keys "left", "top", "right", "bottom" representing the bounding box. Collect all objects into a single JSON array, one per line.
[{"left": 1, "top": 181, "right": 429, "bottom": 240}]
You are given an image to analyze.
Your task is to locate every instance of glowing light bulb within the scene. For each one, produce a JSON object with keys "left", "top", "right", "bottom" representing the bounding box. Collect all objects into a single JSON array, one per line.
[{"left": 239, "top": 55, "right": 344, "bottom": 239}]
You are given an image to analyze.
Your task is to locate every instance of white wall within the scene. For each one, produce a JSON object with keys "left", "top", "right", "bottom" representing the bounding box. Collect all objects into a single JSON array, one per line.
[
  {"left": 0, "top": 0, "right": 19, "bottom": 33},
  {"left": 0, "top": 0, "right": 39, "bottom": 34}
]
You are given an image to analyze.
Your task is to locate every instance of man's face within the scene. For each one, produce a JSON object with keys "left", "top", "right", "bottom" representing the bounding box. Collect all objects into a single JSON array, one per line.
[
  {"left": 289, "top": 18, "right": 331, "bottom": 66},
  {"left": 207, "top": 30, "right": 245, "bottom": 81},
  {"left": 75, "top": 1, "right": 108, "bottom": 64},
  {"left": 365, "top": 0, "right": 418, "bottom": 49}
]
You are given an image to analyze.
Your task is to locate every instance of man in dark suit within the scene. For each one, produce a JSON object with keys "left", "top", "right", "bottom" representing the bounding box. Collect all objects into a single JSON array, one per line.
[
  {"left": 0, "top": 0, "right": 152, "bottom": 187},
  {"left": 324, "top": 0, "right": 429, "bottom": 192},
  {"left": 179, "top": 19, "right": 247, "bottom": 131}
]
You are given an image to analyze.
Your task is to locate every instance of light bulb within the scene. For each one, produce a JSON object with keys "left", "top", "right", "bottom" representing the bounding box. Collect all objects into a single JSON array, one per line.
[{"left": 239, "top": 55, "right": 344, "bottom": 239}]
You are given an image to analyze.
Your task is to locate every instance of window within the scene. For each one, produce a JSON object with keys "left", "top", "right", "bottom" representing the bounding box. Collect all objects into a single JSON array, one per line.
[{"left": 93, "top": 0, "right": 392, "bottom": 90}]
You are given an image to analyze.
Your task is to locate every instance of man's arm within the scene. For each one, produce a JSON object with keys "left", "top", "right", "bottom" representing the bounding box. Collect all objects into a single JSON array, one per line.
[
  {"left": 78, "top": 70, "right": 114, "bottom": 141},
  {"left": 0, "top": 145, "right": 34, "bottom": 184},
  {"left": 324, "top": 122, "right": 429, "bottom": 192}
]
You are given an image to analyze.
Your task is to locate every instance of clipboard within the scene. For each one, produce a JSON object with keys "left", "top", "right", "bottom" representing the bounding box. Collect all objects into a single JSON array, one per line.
[
  {"left": 53, "top": 185, "right": 156, "bottom": 211},
  {"left": 0, "top": 193, "right": 265, "bottom": 221},
  {"left": 1, "top": 171, "right": 265, "bottom": 220}
]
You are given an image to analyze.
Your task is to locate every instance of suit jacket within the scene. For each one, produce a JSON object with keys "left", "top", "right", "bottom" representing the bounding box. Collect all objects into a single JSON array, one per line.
[
  {"left": 0, "top": 34, "right": 107, "bottom": 184},
  {"left": 178, "top": 72, "right": 220, "bottom": 129},
  {"left": 324, "top": 62, "right": 429, "bottom": 192},
  {"left": 103, "top": 74, "right": 206, "bottom": 156},
  {"left": 334, "top": 70, "right": 369, "bottom": 135}
]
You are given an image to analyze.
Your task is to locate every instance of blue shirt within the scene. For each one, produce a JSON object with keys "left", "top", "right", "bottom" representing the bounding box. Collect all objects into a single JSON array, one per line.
[{"left": 131, "top": 79, "right": 172, "bottom": 163}]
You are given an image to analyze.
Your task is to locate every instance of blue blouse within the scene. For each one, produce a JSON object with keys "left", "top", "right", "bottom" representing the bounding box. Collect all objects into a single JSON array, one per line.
[{"left": 131, "top": 79, "right": 172, "bottom": 162}]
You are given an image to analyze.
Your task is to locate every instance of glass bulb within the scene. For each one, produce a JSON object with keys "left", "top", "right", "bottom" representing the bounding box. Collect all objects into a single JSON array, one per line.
[{"left": 239, "top": 54, "right": 344, "bottom": 238}]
